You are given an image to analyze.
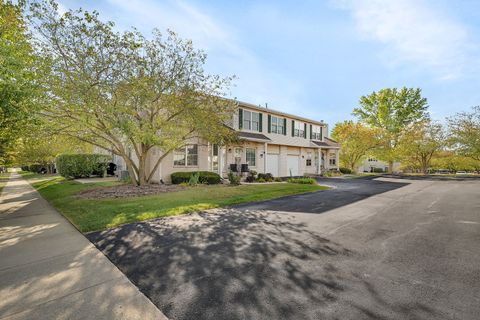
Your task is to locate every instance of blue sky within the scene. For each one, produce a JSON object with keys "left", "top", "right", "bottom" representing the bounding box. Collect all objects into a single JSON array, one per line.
[{"left": 58, "top": 0, "right": 480, "bottom": 127}]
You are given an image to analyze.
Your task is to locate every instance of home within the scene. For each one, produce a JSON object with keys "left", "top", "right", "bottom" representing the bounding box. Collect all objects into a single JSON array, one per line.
[
  {"left": 104, "top": 100, "right": 341, "bottom": 183},
  {"left": 357, "top": 157, "right": 401, "bottom": 173}
]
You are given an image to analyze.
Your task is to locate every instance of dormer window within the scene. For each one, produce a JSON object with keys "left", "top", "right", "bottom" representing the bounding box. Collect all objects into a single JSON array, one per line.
[
  {"left": 293, "top": 121, "right": 305, "bottom": 137},
  {"left": 269, "top": 115, "right": 286, "bottom": 134},
  {"left": 239, "top": 109, "right": 262, "bottom": 132},
  {"left": 312, "top": 126, "right": 322, "bottom": 140}
]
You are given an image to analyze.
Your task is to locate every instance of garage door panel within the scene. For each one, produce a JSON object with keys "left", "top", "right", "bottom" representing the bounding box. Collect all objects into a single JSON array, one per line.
[
  {"left": 287, "top": 155, "right": 299, "bottom": 176},
  {"left": 266, "top": 154, "right": 279, "bottom": 177}
]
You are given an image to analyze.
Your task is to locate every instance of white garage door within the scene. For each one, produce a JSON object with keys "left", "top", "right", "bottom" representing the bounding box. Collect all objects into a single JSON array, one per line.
[
  {"left": 266, "top": 154, "right": 279, "bottom": 177},
  {"left": 287, "top": 155, "right": 299, "bottom": 177}
]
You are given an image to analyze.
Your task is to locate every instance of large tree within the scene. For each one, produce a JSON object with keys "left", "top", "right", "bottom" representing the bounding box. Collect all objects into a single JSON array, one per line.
[
  {"left": 30, "top": 1, "right": 237, "bottom": 185},
  {"left": 331, "top": 121, "right": 379, "bottom": 171},
  {"left": 448, "top": 106, "right": 480, "bottom": 161},
  {"left": 353, "top": 87, "right": 429, "bottom": 173},
  {"left": 0, "top": 1, "right": 43, "bottom": 165},
  {"left": 398, "top": 120, "right": 445, "bottom": 174}
]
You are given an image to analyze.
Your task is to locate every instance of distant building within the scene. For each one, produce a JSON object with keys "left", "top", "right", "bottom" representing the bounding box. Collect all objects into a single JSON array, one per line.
[{"left": 357, "top": 157, "right": 401, "bottom": 173}]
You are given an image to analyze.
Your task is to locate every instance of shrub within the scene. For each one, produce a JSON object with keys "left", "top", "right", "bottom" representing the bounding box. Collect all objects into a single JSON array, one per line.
[
  {"left": 171, "top": 171, "right": 221, "bottom": 185},
  {"left": 339, "top": 167, "right": 352, "bottom": 174},
  {"left": 257, "top": 173, "right": 274, "bottom": 182},
  {"left": 228, "top": 171, "right": 241, "bottom": 185},
  {"left": 274, "top": 177, "right": 283, "bottom": 182},
  {"left": 245, "top": 170, "right": 257, "bottom": 183},
  {"left": 188, "top": 172, "right": 200, "bottom": 186},
  {"left": 56, "top": 154, "right": 111, "bottom": 179},
  {"left": 21, "top": 165, "right": 29, "bottom": 171},
  {"left": 373, "top": 168, "right": 384, "bottom": 173},
  {"left": 257, "top": 178, "right": 266, "bottom": 183},
  {"left": 287, "top": 177, "right": 316, "bottom": 184},
  {"left": 323, "top": 170, "right": 342, "bottom": 177}
]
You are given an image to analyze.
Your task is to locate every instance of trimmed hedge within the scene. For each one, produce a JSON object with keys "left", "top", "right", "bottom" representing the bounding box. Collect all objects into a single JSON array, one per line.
[
  {"left": 287, "top": 177, "right": 317, "bottom": 184},
  {"left": 339, "top": 167, "right": 352, "bottom": 174},
  {"left": 171, "top": 171, "right": 221, "bottom": 185},
  {"left": 56, "top": 154, "right": 111, "bottom": 179},
  {"left": 372, "top": 167, "right": 384, "bottom": 173}
]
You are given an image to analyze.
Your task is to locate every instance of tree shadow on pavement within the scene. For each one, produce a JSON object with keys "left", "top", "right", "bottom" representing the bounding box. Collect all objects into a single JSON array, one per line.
[
  {"left": 88, "top": 209, "right": 351, "bottom": 320},
  {"left": 88, "top": 203, "right": 441, "bottom": 320}
]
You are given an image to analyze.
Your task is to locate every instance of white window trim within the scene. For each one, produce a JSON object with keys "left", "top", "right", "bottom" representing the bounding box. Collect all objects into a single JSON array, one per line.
[
  {"left": 243, "top": 110, "right": 261, "bottom": 132},
  {"left": 270, "top": 115, "right": 285, "bottom": 134},
  {"left": 245, "top": 148, "right": 256, "bottom": 168},
  {"left": 173, "top": 144, "right": 199, "bottom": 167}
]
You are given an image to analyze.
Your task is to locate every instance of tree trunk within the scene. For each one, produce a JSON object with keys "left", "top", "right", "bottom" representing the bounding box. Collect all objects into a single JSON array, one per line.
[
  {"left": 388, "top": 160, "right": 394, "bottom": 174},
  {"left": 123, "top": 157, "right": 138, "bottom": 186},
  {"left": 137, "top": 153, "right": 147, "bottom": 186}
]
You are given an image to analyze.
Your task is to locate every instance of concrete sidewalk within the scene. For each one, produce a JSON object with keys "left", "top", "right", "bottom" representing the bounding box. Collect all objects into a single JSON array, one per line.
[{"left": 0, "top": 172, "right": 167, "bottom": 320}]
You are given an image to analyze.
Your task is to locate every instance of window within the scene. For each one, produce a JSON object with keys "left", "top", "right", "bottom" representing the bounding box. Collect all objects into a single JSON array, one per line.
[
  {"left": 246, "top": 148, "right": 256, "bottom": 167},
  {"left": 174, "top": 144, "right": 198, "bottom": 166},
  {"left": 294, "top": 121, "right": 304, "bottom": 137},
  {"left": 270, "top": 116, "right": 285, "bottom": 134},
  {"left": 329, "top": 153, "right": 336, "bottom": 166},
  {"left": 243, "top": 110, "right": 261, "bottom": 131},
  {"left": 306, "top": 152, "right": 312, "bottom": 166},
  {"left": 212, "top": 144, "right": 219, "bottom": 171},
  {"left": 312, "top": 126, "right": 322, "bottom": 140},
  {"left": 187, "top": 145, "right": 198, "bottom": 166}
]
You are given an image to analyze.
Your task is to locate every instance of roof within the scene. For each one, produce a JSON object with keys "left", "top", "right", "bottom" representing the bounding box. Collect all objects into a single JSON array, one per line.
[
  {"left": 237, "top": 131, "right": 271, "bottom": 142},
  {"left": 236, "top": 100, "right": 326, "bottom": 127},
  {"left": 312, "top": 137, "right": 341, "bottom": 149}
]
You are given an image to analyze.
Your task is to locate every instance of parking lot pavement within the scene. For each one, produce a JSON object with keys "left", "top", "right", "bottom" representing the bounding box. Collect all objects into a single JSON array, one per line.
[{"left": 88, "top": 177, "right": 480, "bottom": 320}]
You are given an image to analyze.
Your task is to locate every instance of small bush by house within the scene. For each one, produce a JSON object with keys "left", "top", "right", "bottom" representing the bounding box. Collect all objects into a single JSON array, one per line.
[
  {"left": 257, "top": 173, "right": 274, "bottom": 182},
  {"left": 171, "top": 171, "right": 221, "bottom": 185},
  {"left": 339, "top": 167, "right": 352, "bottom": 174},
  {"left": 372, "top": 168, "right": 384, "bottom": 173},
  {"left": 287, "top": 177, "right": 317, "bottom": 184},
  {"left": 56, "top": 154, "right": 111, "bottom": 179},
  {"left": 228, "top": 172, "right": 241, "bottom": 185}
]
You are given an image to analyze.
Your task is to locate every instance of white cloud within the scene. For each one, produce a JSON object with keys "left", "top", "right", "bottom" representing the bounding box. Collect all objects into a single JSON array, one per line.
[
  {"left": 103, "top": 0, "right": 305, "bottom": 113},
  {"left": 335, "top": 0, "right": 475, "bottom": 80}
]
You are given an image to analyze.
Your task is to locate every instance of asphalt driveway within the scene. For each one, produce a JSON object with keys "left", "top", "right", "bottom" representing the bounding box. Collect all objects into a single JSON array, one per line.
[{"left": 87, "top": 177, "right": 480, "bottom": 320}]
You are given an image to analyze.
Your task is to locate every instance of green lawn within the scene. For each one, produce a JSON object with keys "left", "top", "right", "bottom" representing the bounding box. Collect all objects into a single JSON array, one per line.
[
  {"left": 0, "top": 172, "right": 10, "bottom": 195},
  {"left": 26, "top": 175, "right": 328, "bottom": 233}
]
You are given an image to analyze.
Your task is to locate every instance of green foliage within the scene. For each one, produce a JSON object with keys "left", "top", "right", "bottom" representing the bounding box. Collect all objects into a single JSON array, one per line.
[
  {"left": 0, "top": 1, "right": 46, "bottom": 165},
  {"left": 171, "top": 171, "right": 221, "bottom": 185},
  {"left": 29, "top": 1, "right": 237, "bottom": 185},
  {"left": 256, "top": 178, "right": 266, "bottom": 183},
  {"left": 56, "top": 154, "right": 111, "bottom": 179},
  {"left": 339, "top": 167, "right": 352, "bottom": 174},
  {"left": 398, "top": 120, "right": 445, "bottom": 174},
  {"left": 372, "top": 168, "right": 384, "bottom": 173},
  {"left": 323, "top": 170, "right": 342, "bottom": 177},
  {"left": 188, "top": 172, "right": 200, "bottom": 186},
  {"left": 448, "top": 106, "right": 480, "bottom": 161},
  {"left": 353, "top": 87, "right": 429, "bottom": 172},
  {"left": 245, "top": 170, "right": 257, "bottom": 183},
  {"left": 228, "top": 171, "right": 241, "bottom": 185},
  {"left": 332, "top": 121, "right": 379, "bottom": 171},
  {"left": 287, "top": 177, "right": 316, "bottom": 184},
  {"left": 257, "top": 173, "right": 274, "bottom": 182}
]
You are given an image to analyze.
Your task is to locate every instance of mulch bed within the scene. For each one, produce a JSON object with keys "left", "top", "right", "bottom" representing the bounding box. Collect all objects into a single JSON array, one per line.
[{"left": 77, "top": 184, "right": 186, "bottom": 199}]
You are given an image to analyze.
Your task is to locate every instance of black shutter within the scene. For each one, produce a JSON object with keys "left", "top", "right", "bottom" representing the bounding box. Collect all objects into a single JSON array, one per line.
[
  {"left": 268, "top": 115, "right": 271, "bottom": 133},
  {"left": 259, "top": 113, "right": 263, "bottom": 132},
  {"left": 291, "top": 120, "right": 295, "bottom": 137},
  {"left": 283, "top": 118, "right": 287, "bottom": 135},
  {"left": 304, "top": 123, "right": 307, "bottom": 138},
  {"left": 310, "top": 124, "right": 312, "bottom": 139},
  {"left": 320, "top": 126, "right": 323, "bottom": 140},
  {"left": 239, "top": 109, "right": 243, "bottom": 129}
]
